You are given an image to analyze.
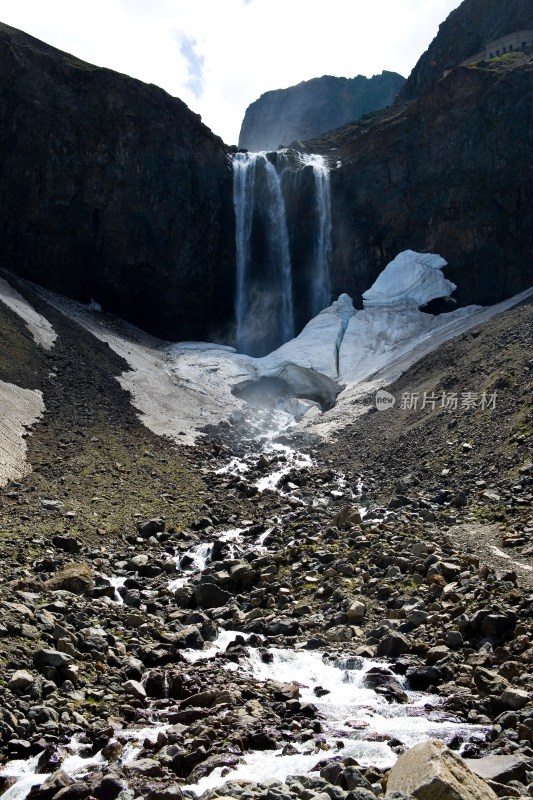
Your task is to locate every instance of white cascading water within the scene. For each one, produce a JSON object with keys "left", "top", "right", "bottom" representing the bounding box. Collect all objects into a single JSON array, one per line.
[
  {"left": 232, "top": 149, "right": 331, "bottom": 354},
  {"left": 301, "top": 153, "right": 332, "bottom": 316},
  {"left": 183, "top": 639, "right": 489, "bottom": 795},
  {"left": 263, "top": 157, "right": 294, "bottom": 344},
  {"left": 233, "top": 151, "right": 260, "bottom": 353},
  {"left": 233, "top": 152, "right": 294, "bottom": 352}
]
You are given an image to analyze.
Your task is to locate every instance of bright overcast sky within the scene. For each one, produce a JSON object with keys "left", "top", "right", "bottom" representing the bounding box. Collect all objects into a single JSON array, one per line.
[{"left": 0, "top": 0, "right": 463, "bottom": 144}]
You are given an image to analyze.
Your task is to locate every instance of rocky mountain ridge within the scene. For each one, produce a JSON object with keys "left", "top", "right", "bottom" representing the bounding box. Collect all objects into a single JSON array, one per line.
[
  {"left": 396, "top": 0, "right": 533, "bottom": 104},
  {"left": 0, "top": 21, "right": 234, "bottom": 342},
  {"left": 305, "top": 53, "right": 533, "bottom": 309},
  {"left": 238, "top": 72, "right": 405, "bottom": 152}
]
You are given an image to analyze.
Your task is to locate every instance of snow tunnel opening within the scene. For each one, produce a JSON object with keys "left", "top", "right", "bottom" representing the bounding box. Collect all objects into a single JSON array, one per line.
[
  {"left": 421, "top": 296, "right": 458, "bottom": 315},
  {"left": 232, "top": 364, "right": 341, "bottom": 417}
]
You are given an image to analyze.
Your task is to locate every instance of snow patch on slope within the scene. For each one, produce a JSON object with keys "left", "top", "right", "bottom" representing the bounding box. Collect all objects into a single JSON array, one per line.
[
  {"left": 0, "top": 277, "right": 56, "bottom": 349},
  {"left": 33, "top": 291, "right": 254, "bottom": 446},
  {"left": 0, "top": 381, "right": 44, "bottom": 487}
]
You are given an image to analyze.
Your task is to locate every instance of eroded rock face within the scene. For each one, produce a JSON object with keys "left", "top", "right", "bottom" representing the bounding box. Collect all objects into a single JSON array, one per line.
[
  {"left": 309, "top": 56, "right": 533, "bottom": 309},
  {"left": 0, "top": 22, "right": 235, "bottom": 341},
  {"left": 238, "top": 72, "right": 405, "bottom": 152},
  {"left": 396, "top": 0, "right": 533, "bottom": 104}
]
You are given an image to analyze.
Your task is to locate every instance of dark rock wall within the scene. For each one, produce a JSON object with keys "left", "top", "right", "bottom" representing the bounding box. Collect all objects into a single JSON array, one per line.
[
  {"left": 238, "top": 72, "right": 405, "bottom": 152},
  {"left": 312, "top": 57, "right": 533, "bottom": 308},
  {"left": 0, "top": 22, "right": 235, "bottom": 341},
  {"left": 396, "top": 0, "right": 533, "bottom": 105}
]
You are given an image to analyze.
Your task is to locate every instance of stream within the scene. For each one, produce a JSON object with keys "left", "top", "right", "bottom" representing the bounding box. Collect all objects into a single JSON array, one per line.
[{"left": 0, "top": 408, "right": 490, "bottom": 799}]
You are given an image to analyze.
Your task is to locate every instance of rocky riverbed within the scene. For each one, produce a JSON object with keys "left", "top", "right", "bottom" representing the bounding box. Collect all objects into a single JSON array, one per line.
[{"left": 0, "top": 286, "right": 532, "bottom": 800}]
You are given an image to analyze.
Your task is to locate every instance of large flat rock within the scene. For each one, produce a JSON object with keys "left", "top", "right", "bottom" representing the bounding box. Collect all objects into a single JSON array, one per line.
[{"left": 386, "top": 739, "right": 498, "bottom": 800}]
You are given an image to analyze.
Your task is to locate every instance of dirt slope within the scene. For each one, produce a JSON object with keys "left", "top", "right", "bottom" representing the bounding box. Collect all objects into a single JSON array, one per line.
[{"left": 323, "top": 299, "right": 533, "bottom": 583}]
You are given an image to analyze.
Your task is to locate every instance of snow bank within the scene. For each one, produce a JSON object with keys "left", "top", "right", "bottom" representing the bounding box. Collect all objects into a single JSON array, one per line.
[
  {"left": 362, "top": 250, "right": 456, "bottom": 308},
  {"left": 259, "top": 252, "right": 465, "bottom": 390},
  {"left": 0, "top": 381, "right": 44, "bottom": 487},
  {"left": 33, "top": 251, "right": 533, "bottom": 444},
  {"left": 260, "top": 293, "right": 354, "bottom": 381},
  {"left": 0, "top": 277, "right": 56, "bottom": 349}
]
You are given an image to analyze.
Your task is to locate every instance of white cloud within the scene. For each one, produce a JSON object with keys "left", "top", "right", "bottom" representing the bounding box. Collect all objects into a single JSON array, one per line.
[
  {"left": 175, "top": 32, "right": 205, "bottom": 99},
  {"left": 0, "top": 0, "right": 463, "bottom": 143}
]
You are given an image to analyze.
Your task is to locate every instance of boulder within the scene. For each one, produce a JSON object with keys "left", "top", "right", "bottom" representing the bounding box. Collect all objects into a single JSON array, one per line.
[
  {"left": 123, "top": 680, "right": 146, "bottom": 701},
  {"left": 8, "top": 669, "right": 36, "bottom": 691},
  {"left": 406, "top": 666, "right": 442, "bottom": 691},
  {"left": 138, "top": 519, "right": 165, "bottom": 538},
  {"left": 386, "top": 739, "right": 498, "bottom": 799},
  {"left": 480, "top": 613, "right": 516, "bottom": 637},
  {"left": 376, "top": 632, "right": 410, "bottom": 657},
  {"left": 347, "top": 600, "right": 366, "bottom": 621},
  {"left": 194, "top": 583, "right": 231, "bottom": 609},
  {"left": 44, "top": 564, "right": 93, "bottom": 594},
  {"left": 172, "top": 625, "right": 204, "bottom": 650},
  {"left": 52, "top": 535, "right": 81, "bottom": 554},
  {"left": 33, "top": 649, "right": 72, "bottom": 668},
  {"left": 500, "top": 687, "right": 529, "bottom": 710},
  {"left": 464, "top": 754, "right": 528, "bottom": 785},
  {"left": 473, "top": 667, "right": 508, "bottom": 697},
  {"left": 332, "top": 506, "right": 362, "bottom": 528},
  {"left": 123, "top": 759, "right": 164, "bottom": 778},
  {"left": 27, "top": 770, "right": 74, "bottom": 800}
]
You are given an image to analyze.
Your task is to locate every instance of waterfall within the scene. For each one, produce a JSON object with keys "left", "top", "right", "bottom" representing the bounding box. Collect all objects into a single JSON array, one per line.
[
  {"left": 233, "top": 152, "right": 260, "bottom": 354},
  {"left": 233, "top": 149, "right": 331, "bottom": 356},
  {"left": 262, "top": 158, "right": 294, "bottom": 344},
  {"left": 301, "top": 154, "right": 332, "bottom": 316}
]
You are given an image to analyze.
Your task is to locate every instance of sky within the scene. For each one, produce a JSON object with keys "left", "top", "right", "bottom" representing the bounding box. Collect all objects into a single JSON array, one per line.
[{"left": 0, "top": 0, "right": 463, "bottom": 144}]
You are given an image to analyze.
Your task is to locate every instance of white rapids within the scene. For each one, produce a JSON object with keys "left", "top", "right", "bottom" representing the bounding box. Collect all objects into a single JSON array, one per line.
[
  {"left": 168, "top": 529, "right": 245, "bottom": 592},
  {"left": 184, "top": 639, "right": 488, "bottom": 794},
  {"left": 0, "top": 725, "right": 171, "bottom": 800},
  {"left": 0, "top": 740, "right": 105, "bottom": 800}
]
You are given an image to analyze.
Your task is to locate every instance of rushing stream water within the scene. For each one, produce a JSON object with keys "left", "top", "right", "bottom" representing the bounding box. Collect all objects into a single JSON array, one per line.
[
  {"left": 183, "top": 639, "right": 488, "bottom": 795},
  {"left": 0, "top": 413, "right": 489, "bottom": 799}
]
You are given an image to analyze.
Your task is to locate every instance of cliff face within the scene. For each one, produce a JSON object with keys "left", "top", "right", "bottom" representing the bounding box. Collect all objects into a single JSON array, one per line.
[
  {"left": 238, "top": 72, "right": 405, "bottom": 152},
  {"left": 396, "top": 0, "right": 533, "bottom": 104},
  {"left": 308, "top": 55, "right": 533, "bottom": 309},
  {"left": 0, "top": 22, "right": 235, "bottom": 341}
]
